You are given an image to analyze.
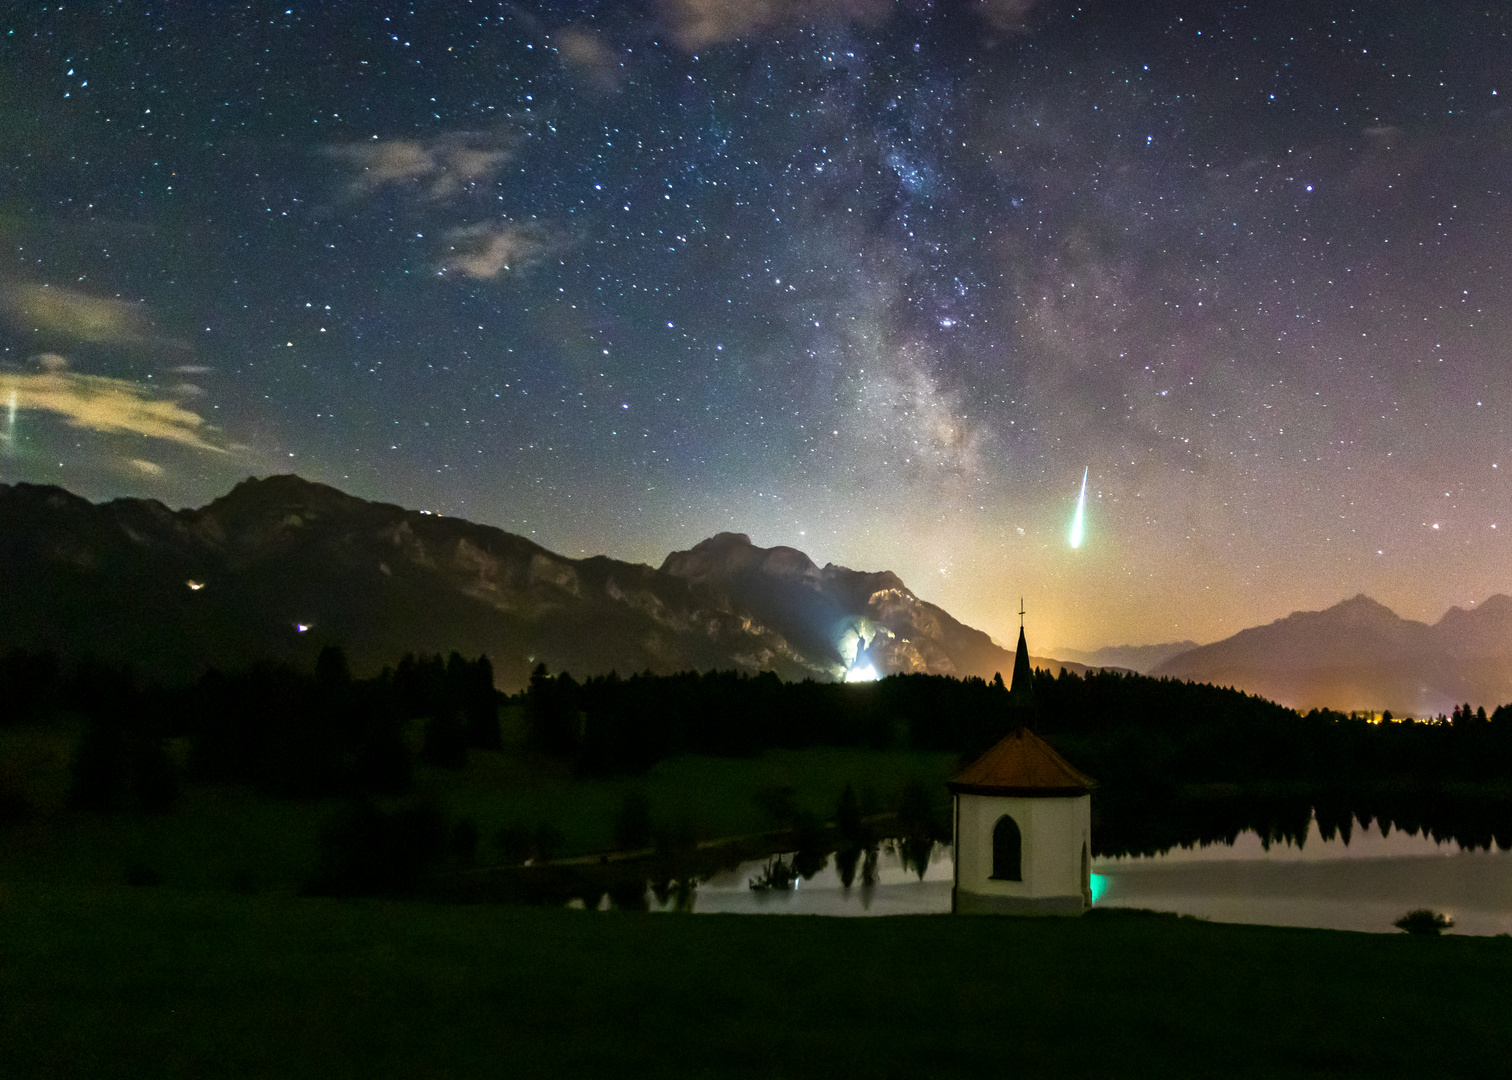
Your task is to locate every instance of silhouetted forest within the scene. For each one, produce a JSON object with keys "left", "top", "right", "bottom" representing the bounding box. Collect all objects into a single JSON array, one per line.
[
  {"left": 518, "top": 662, "right": 1512, "bottom": 855},
  {"left": 0, "top": 645, "right": 501, "bottom": 811},
  {"left": 521, "top": 661, "right": 1512, "bottom": 788},
  {"left": 4, "top": 647, "right": 1511, "bottom": 857}
]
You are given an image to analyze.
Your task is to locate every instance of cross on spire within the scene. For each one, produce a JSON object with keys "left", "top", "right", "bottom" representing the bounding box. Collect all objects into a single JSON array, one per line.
[{"left": 1019, "top": 597, "right": 1026, "bottom": 629}]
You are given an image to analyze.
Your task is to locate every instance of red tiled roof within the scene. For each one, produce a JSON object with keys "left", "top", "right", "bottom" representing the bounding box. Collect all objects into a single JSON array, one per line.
[{"left": 947, "top": 728, "right": 1096, "bottom": 796}]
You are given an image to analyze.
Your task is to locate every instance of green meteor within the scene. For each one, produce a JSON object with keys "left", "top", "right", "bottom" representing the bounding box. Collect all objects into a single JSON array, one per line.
[{"left": 1069, "top": 467, "right": 1088, "bottom": 549}]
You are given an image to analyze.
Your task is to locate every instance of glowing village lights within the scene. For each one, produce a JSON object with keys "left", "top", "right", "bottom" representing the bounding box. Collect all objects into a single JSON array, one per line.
[
  {"left": 295, "top": 623, "right": 311, "bottom": 633},
  {"left": 185, "top": 580, "right": 204, "bottom": 591},
  {"left": 1069, "top": 466, "right": 1088, "bottom": 549}
]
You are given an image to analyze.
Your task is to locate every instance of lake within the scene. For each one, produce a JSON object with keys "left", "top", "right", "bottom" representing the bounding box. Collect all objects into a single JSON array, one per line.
[{"left": 661, "top": 816, "right": 1512, "bottom": 935}]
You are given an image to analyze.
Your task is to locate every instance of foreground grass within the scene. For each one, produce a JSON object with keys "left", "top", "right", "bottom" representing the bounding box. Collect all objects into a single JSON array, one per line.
[
  {"left": 2, "top": 882, "right": 1508, "bottom": 1079},
  {"left": 441, "top": 744, "right": 958, "bottom": 853},
  {"left": 0, "top": 721, "right": 956, "bottom": 892}
]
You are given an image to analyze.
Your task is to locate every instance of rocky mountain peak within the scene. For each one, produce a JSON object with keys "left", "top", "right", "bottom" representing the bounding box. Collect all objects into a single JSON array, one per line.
[{"left": 660, "top": 531, "right": 820, "bottom": 585}]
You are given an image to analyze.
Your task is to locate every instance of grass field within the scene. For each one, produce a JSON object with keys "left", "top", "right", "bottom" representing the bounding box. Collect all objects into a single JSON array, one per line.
[
  {"left": 6, "top": 721, "right": 1511, "bottom": 1076},
  {"left": 2, "top": 880, "right": 1509, "bottom": 1079},
  {"left": 0, "top": 719, "right": 957, "bottom": 892}
]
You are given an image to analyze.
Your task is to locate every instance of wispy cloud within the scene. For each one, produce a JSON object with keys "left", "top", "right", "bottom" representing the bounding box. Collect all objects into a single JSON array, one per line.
[
  {"left": 435, "top": 220, "right": 554, "bottom": 280},
  {"left": 658, "top": 0, "right": 892, "bottom": 50},
  {"left": 328, "top": 132, "right": 518, "bottom": 201},
  {"left": 554, "top": 27, "right": 623, "bottom": 92},
  {"left": 656, "top": 0, "right": 1041, "bottom": 49},
  {"left": 0, "top": 356, "right": 224, "bottom": 452},
  {"left": 977, "top": 0, "right": 1041, "bottom": 33},
  {"left": 0, "top": 283, "right": 156, "bottom": 347}
]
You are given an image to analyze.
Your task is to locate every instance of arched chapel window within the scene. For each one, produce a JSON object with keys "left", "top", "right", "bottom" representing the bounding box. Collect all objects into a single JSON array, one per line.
[{"left": 991, "top": 815, "right": 1022, "bottom": 881}]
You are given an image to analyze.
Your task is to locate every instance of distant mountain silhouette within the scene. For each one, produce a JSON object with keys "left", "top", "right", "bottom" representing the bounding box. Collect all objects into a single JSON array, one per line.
[
  {"left": 1153, "top": 593, "right": 1512, "bottom": 715},
  {"left": 0, "top": 476, "right": 1087, "bottom": 689},
  {"left": 1052, "top": 641, "right": 1199, "bottom": 673}
]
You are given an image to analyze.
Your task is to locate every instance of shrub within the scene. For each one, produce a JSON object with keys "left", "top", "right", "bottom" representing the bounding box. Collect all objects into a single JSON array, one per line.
[
  {"left": 308, "top": 799, "right": 448, "bottom": 896},
  {"left": 1394, "top": 909, "right": 1453, "bottom": 935},
  {"left": 613, "top": 790, "right": 652, "bottom": 851}
]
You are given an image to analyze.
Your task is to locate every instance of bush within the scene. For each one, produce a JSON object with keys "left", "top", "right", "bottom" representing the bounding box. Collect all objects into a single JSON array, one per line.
[
  {"left": 308, "top": 799, "right": 448, "bottom": 896},
  {"left": 1394, "top": 909, "right": 1453, "bottom": 935},
  {"left": 613, "top": 790, "right": 652, "bottom": 851}
]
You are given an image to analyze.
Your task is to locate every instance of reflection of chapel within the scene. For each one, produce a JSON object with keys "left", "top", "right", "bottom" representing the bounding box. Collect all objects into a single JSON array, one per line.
[{"left": 948, "top": 615, "right": 1096, "bottom": 915}]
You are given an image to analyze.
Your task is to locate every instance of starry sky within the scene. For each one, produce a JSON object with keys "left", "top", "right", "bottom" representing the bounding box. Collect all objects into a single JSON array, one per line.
[{"left": 2, "top": 0, "right": 1510, "bottom": 655}]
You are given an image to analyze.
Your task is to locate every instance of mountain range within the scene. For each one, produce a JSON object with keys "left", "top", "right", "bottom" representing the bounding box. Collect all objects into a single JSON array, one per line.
[
  {"left": 1152, "top": 594, "right": 1512, "bottom": 716},
  {"left": 0, "top": 475, "right": 1085, "bottom": 690},
  {"left": 6, "top": 476, "right": 1508, "bottom": 713},
  {"left": 1050, "top": 641, "right": 1199, "bottom": 673}
]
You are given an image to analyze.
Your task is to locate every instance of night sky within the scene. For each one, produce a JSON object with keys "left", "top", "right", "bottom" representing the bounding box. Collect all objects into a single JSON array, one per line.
[{"left": 3, "top": 1, "right": 1510, "bottom": 655}]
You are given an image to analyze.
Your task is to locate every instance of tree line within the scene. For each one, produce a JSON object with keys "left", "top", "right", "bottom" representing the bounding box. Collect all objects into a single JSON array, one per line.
[
  {"left": 4, "top": 646, "right": 1511, "bottom": 848},
  {"left": 0, "top": 645, "right": 502, "bottom": 813},
  {"left": 521, "top": 661, "right": 1512, "bottom": 790}
]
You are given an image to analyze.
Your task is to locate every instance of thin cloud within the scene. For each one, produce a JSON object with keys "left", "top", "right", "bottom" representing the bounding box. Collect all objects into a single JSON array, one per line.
[
  {"left": 435, "top": 221, "right": 554, "bottom": 280},
  {"left": 554, "top": 27, "right": 623, "bottom": 92},
  {"left": 0, "top": 283, "right": 156, "bottom": 347},
  {"left": 977, "top": 0, "right": 1041, "bottom": 33},
  {"left": 0, "top": 360, "right": 224, "bottom": 452},
  {"left": 128, "top": 458, "right": 165, "bottom": 476},
  {"left": 328, "top": 132, "right": 518, "bottom": 201},
  {"left": 656, "top": 0, "right": 1040, "bottom": 49},
  {"left": 658, "top": 0, "right": 893, "bottom": 50}
]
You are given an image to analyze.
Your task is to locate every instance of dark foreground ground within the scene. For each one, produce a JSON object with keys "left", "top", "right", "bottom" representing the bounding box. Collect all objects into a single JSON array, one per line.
[{"left": 3, "top": 883, "right": 1508, "bottom": 1079}]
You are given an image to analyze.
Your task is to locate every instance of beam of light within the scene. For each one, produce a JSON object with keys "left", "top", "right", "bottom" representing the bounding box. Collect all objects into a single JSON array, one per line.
[
  {"left": 1069, "top": 466, "right": 1088, "bottom": 549},
  {"left": 845, "top": 663, "right": 879, "bottom": 683},
  {"left": 4, "top": 388, "right": 16, "bottom": 450}
]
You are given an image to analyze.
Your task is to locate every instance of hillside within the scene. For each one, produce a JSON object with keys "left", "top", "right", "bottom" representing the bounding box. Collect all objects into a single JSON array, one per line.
[
  {"left": 0, "top": 476, "right": 1080, "bottom": 689},
  {"left": 1154, "top": 594, "right": 1512, "bottom": 715}
]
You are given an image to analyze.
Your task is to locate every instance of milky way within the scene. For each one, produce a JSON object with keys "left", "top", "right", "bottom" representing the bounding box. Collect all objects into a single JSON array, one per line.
[{"left": 2, "top": 1, "right": 1510, "bottom": 652}]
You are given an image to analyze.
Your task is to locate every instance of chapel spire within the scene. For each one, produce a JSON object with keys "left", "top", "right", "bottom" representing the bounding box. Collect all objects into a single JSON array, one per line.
[{"left": 1010, "top": 598, "right": 1035, "bottom": 702}]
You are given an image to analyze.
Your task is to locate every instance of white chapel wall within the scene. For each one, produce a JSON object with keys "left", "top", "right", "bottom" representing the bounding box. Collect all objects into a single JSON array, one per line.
[{"left": 955, "top": 792, "right": 1090, "bottom": 901}]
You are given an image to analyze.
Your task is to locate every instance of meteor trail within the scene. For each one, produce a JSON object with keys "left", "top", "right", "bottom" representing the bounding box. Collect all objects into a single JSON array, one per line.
[{"left": 1069, "top": 466, "right": 1088, "bottom": 549}]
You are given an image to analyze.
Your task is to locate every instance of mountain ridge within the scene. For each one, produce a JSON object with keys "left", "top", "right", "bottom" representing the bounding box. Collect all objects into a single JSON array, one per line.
[
  {"left": 1051, "top": 640, "right": 1201, "bottom": 673},
  {"left": 0, "top": 475, "right": 1090, "bottom": 690},
  {"left": 1154, "top": 592, "right": 1512, "bottom": 715}
]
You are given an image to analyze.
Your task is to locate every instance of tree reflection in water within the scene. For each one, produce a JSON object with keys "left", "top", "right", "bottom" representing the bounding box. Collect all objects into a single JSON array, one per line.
[{"left": 441, "top": 788, "right": 1511, "bottom": 915}]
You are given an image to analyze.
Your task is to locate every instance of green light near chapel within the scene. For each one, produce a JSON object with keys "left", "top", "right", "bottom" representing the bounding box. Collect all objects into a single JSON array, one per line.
[{"left": 1089, "top": 872, "right": 1108, "bottom": 905}]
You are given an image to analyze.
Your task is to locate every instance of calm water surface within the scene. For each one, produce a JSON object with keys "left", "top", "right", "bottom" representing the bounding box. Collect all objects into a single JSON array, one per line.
[{"left": 663, "top": 817, "right": 1512, "bottom": 935}]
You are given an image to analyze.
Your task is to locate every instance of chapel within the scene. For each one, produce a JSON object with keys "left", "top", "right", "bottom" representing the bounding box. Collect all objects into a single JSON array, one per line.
[{"left": 948, "top": 618, "right": 1096, "bottom": 915}]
